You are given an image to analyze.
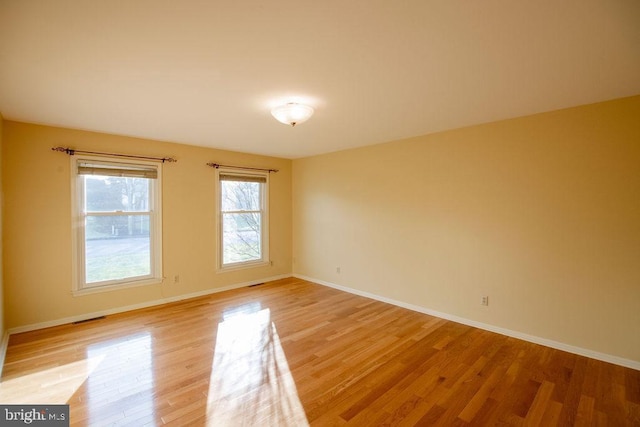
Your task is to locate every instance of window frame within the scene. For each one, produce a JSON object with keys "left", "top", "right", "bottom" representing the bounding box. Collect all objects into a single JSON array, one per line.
[
  {"left": 71, "top": 155, "right": 163, "bottom": 295},
  {"left": 216, "top": 168, "right": 270, "bottom": 272}
]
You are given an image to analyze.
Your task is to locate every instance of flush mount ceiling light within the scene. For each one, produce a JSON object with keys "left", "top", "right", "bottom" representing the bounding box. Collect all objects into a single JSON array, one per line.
[{"left": 271, "top": 103, "right": 314, "bottom": 127}]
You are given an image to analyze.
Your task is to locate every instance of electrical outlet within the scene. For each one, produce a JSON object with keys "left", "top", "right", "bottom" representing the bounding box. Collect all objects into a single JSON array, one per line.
[
  {"left": 270, "top": 260, "right": 274, "bottom": 267},
  {"left": 174, "top": 275, "right": 180, "bottom": 284},
  {"left": 481, "top": 296, "right": 489, "bottom": 306},
  {"left": 336, "top": 266, "right": 341, "bottom": 274}
]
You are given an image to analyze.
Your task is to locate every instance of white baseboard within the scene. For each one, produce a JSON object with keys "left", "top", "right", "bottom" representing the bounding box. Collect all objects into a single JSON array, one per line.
[
  {"left": 7, "top": 274, "right": 291, "bottom": 335},
  {"left": 293, "top": 274, "right": 640, "bottom": 371},
  {"left": 0, "top": 330, "right": 9, "bottom": 379}
]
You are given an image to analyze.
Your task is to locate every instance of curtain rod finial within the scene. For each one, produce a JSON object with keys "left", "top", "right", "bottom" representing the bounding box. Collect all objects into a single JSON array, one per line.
[{"left": 52, "top": 146, "right": 74, "bottom": 155}]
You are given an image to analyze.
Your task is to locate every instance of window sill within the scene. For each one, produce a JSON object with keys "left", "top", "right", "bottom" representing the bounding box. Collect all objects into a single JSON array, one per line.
[
  {"left": 72, "top": 277, "right": 162, "bottom": 297},
  {"left": 217, "top": 260, "right": 270, "bottom": 273}
]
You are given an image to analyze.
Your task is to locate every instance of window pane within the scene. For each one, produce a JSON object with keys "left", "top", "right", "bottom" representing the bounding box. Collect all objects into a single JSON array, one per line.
[
  {"left": 221, "top": 180, "right": 260, "bottom": 211},
  {"left": 222, "top": 212, "right": 261, "bottom": 264},
  {"left": 85, "top": 176, "right": 151, "bottom": 212},
  {"left": 85, "top": 215, "right": 151, "bottom": 283}
]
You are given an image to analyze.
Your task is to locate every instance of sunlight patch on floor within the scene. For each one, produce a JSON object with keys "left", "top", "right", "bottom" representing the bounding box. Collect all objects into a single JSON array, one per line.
[
  {"left": 0, "top": 355, "right": 105, "bottom": 404},
  {"left": 207, "top": 306, "right": 309, "bottom": 426},
  {"left": 80, "top": 332, "right": 155, "bottom": 425}
]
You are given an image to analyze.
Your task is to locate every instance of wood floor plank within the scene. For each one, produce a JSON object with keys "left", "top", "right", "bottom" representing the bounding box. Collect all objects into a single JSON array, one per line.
[
  {"left": 1, "top": 277, "right": 639, "bottom": 426},
  {"left": 523, "top": 380, "right": 555, "bottom": 426}
]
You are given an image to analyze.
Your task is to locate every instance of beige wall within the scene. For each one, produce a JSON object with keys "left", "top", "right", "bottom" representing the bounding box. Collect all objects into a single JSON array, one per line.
[
  {"left": 293, "top": 95, "right": 640, "bottom": 362},
  {"left": 3, "top": 122, "right": 292, "bottom": 329}
]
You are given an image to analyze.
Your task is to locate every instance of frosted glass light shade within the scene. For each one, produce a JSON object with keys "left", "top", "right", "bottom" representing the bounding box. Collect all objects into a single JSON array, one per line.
[{"left": 271, "top": 103, "right": 314, "bottom": 127}]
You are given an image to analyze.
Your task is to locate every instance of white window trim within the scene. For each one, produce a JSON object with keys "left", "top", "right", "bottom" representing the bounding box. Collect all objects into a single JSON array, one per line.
[
  {"left": 71, "top": 155, "right": 163, "bottom": 295},
  {"left": 216, "top": 168, "right": 270, "bottom": 272}
]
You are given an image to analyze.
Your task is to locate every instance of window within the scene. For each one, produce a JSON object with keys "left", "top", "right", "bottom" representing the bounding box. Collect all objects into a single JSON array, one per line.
[
  {"left": 72, "top": 156, "right": 162, "bottom": 293},
  {"left": 217, "top": 170, "right": 269, "bottom": 270}
]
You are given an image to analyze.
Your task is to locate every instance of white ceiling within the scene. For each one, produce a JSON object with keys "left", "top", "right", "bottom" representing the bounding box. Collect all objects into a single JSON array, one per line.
[{"left": 1, "top": 1, "right": 639, "bottom": 159}]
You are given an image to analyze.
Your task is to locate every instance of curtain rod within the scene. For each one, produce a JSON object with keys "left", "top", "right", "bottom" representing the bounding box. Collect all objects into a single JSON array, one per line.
[
  {"left": 206, "top": 162, "right": 278, "bottom": 173},
  {"left": 52, "top": 146, "right": 177, "bottom": 163}
]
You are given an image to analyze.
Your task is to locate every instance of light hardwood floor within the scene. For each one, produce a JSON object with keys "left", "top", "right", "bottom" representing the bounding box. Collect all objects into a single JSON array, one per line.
[{"left": 1, "top": 277, "right": 639, "bottom": 426}]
